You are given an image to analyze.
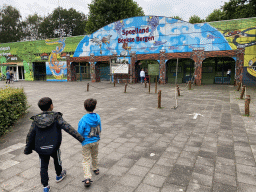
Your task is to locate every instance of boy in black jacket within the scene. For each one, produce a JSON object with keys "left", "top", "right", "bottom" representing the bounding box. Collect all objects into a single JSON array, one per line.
[{"left": 24, "top": 97, "right": 85, "bottom": 192}]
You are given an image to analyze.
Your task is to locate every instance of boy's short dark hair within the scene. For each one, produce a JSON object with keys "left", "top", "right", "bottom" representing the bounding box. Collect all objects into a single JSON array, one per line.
[
  {"left": 84, "top": 98, "right": 97, "bottom": 112},
  {"left": 38, "top": 97, "right": 52, "bottom": 111}
]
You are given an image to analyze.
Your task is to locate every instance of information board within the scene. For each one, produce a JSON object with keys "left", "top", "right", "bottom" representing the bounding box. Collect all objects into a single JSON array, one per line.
[
  {"left": 111, "top": 64, "right": 129, "bottom": 74},
  {"left": 148, "top": 64, "right": 159, "bottom": 76}
]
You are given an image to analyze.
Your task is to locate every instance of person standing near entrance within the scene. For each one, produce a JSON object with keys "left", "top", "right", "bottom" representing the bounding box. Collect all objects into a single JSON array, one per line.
[
  {"left": 140, "top": 69, "right": 145, "bottom": 83},
  {"left": 6, "top": 70, "right": 10, "bottom": 84},
  {"left": 227, "top": 69, "right": 231, "bottom": 83}
]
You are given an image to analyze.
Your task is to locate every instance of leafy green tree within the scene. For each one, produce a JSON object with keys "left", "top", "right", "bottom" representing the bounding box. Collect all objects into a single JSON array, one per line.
[
  {"left": 39, "top": 7, "right": 87, "bottom": 38},
  {"left": 189, "top": 15, "right": 205, "bottom": 24},
  {"left": 0, "top": 5, "right": 23, "bottom": 43},
  {"left": 206, "top": 9, "right": 224, "bottom": 22},
  {"left": 222, "top": 0, "right": 256, "bottom": 20},
  {"left": 86, "top": 0, "right": 144, "bottom": 34},
  {"left": 172, "top": 16, "right": 183, "bottom": 20},
  {"left": 22, "top": 14, "right": 43, "bottom": 41}
]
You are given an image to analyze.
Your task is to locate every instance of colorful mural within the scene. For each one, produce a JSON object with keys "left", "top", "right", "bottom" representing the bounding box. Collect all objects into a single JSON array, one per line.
[
  {"left": 74, "top": 16, "right": 232, "bottom": 58},
  {"left": 45, "top": 38, "right": 67, "bottom": 81},
  {"left": 208, "top": 18, "right": 256, "bottom": 82}
]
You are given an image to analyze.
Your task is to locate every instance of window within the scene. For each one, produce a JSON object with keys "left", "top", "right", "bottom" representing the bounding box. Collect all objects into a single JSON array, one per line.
[
  {"left": 202, "top": 67, "right": 213, "bottom": 73},
  {"left": 170, "top": 66, "right": 181, "bottom": 73}
]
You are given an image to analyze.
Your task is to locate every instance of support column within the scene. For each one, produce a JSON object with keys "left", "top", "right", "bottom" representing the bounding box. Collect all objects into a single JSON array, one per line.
[
  {"left": 236, "top": 46, "right": 245, "bottom": 83},
  {"left": 89, "top": 53, "right": 96, "bottom": 83},
  {"left": 131, "top": 51, "right": 136, "bottom": 83},
  {"left": 67, "top": 57, "right": 71, "bottom": 82},
  {"left": 191, "top": 48, "right": 205, "bottom": 86},
  {"left": 159, "top": 50, "right": 166, "bottom": 84}
]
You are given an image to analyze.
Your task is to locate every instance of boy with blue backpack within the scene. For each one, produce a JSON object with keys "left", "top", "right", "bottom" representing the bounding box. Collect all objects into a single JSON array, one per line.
[
  {"left": 24, "top": 97, "right": 85, "bottom": 192},
  {"left": 78, "top": 98, "right": 101, "bottom": 187}
]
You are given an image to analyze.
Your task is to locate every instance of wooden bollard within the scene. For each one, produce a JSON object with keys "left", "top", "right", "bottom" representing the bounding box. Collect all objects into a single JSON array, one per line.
[
  {"left": 158, "top": 90, "right": 161, "bottom": 108},
  {"left": 240, "top": 85, "right": 246, "bottom": 99},
  {"left": 155, "top": 78, "right": 157, "bottom": 93},
  {"left": 149, "top": 82, "right": 151, "bottom": 93},
  {"left": 188, "top": 81, "right": 191, "bottom": 90},
  {"left": 177, "top": 85, "right": 180, "bottom": 96},
  {"left": 234, "top": 79, "right": 236, "bottom": 86},
  {"left": 145, "top": 82, "right": 147, "bottom": 88},
  {"left": 237, "top": 82, "right": 241, "bottom": 91},
  {"left": 124, "top": 83, "right": 127, "bottom": 93},
  {"left": 245, "top": 95, "right": 251, "bottom": 116},
  {"left": 87, "top": 83, "right": 89, "bottom": 92},
  {"left": 114, "top": 80, "right": 116, "bottom": 87}
]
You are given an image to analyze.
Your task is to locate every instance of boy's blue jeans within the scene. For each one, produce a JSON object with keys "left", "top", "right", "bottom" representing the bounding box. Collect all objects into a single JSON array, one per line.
[{"left": 140, "top": 77, "right": 144, "bottom": 83}]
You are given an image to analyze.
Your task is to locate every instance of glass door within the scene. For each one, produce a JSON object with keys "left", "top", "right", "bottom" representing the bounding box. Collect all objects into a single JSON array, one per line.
[{"left": 183, "top": 63, "right": 194, "bottom": 83}]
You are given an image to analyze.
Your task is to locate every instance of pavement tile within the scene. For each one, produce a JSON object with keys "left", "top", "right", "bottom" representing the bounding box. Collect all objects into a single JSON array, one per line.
[
  {"left": 186, "top": 181, "right": 211, "bottom": 192},
  {"left": 195, "top": 156, "right": 215, "bottom": 167},
  {"left": 238, "top": 182, "right": 256, "bottom": 192},
  {"left": 190, "top": 172, "right": 213, "bottom": 187},
  {"left": 165, "top": 164, "right": 193, "bottom": 187},
  {"left": 194, "top": 164, "right": 214, "bottom": 176},
  {"left": 236, "top": 164, "right": 256, "bottom": 175},
  {"left": 135, "top": 157, "right": 156, "bottom": 168},
  {"left": 149, "top": 164, "right": 172, "bottom": 177},
  {"left": 119, "top": 174, "right": 143, "bottom": 187},
  {"left": 106, "top": 165, "right": 129, "bottom": 176},
  {"left": 160, "top": 183, "right": 186, "bottom": 192},
  {"left": 142, "top": 173, "right": 166, "bottom": 188},
  {"left": 213, "top": 182, "right": 237, "bottom": 192},
  {"left": 236, "top": 156, "right": 256, "bottom": 166},
  {"left": 176, "top": 157, "right": 195, "bottom": 167},
  {"left": 237, "top": 172, "right": 256, "bottom": 186},
  {"left": 136, "top": 183, "right": 160, "bottom": 192},
  {"left": 108, "top": 184, "right": 136, "bottom": 192},
  {"left": 156, "top": 157, "right": 176, "bottom": 167},
  {"left": 214, "top": 172, "right": 236, "bottom": 187},
  {"left": 0, "top": 175, "right": 25, "bottom": 191},
  {"left": 128, "top": 165, "right": 150, "bottom": 177},
  {"left": 96, "top": 174, "right": 121, "bottom": 189}
]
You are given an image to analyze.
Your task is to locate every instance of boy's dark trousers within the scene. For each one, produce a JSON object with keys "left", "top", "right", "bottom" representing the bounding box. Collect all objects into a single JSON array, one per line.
[{"left": 39, "top": 149, "right": 62, "bottom": 187}]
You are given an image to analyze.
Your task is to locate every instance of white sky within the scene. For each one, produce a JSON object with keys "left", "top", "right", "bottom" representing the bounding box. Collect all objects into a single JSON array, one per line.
[{"left": 1, "top": 0, "right": 229, "bottom": 22}]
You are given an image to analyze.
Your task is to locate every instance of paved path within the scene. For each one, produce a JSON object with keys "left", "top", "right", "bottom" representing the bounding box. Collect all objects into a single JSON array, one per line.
[{"left": 0, "top": 81, "right": 256, "bottom": 192}]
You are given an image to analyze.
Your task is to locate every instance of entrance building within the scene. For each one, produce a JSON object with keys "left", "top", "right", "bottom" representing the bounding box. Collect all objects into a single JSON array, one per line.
[{"left": 69, "top": 16, "right": 253, "bottom": 85}]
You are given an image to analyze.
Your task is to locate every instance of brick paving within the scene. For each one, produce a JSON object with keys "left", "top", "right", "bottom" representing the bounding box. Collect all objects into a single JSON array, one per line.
[{"left": 0, "top": 81, "right": 255, "bottom": 192}]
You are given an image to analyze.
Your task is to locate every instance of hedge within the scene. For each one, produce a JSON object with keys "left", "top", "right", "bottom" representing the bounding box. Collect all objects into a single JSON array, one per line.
[{"left": 0, "top": 87, "right": 28, "bottom": 136}]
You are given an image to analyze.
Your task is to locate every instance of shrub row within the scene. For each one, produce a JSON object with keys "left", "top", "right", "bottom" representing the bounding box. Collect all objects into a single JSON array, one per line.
[{"left": 0, "top": 87, "right": 28, "bottom": 136}]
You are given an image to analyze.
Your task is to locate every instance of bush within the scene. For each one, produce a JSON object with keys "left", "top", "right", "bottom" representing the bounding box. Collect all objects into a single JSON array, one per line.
[{"left": 0, "top": 86, "right": 28, "bottom": 136}]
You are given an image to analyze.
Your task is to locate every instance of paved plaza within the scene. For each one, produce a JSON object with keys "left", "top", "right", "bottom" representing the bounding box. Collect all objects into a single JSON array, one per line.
[{"left": 0, "top": 80, "right": 256, "bottom": 192}]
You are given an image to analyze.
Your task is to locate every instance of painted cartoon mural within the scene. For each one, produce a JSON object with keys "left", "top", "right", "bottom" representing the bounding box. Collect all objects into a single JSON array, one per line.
[
  {"left": 45, "top": 38, "right": 67, "bottom": 81},
  {"left": 209, "top": 18, "right": 256, "bottom": 83},
  {"left": 73, "top": 16, "right": 256, "bottom": 84},
  {"left": 0, "top": 16, "right": 255, "bottom": 84},
  {"left": 74, "top": 16, "right": 232, "bottom": 60}
]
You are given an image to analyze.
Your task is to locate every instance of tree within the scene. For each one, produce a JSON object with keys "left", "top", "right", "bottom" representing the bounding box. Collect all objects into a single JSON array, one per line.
[
  {"left": 222, "top": 0, "right": 256, "bottom": 20},
  {"left": 0, "top": 5, "right": 23, "bottom": 43},
  {"left": 22, "top": 14, "right": 43, "bottom": 41},
  {"left": 172, "top": 16, "right": 183, "bottom": 20},
  {"left": 39, "top": 7, "right": 87, "bottom": 38},
  {"left": 189, "top": 15, "right": 205, "bottom": 24},
  {"left": 206, "top": 9, "right": 224, "bottom": 22},
  {"left": 86, "top": 0, "right": 145, "bottom": 34}
]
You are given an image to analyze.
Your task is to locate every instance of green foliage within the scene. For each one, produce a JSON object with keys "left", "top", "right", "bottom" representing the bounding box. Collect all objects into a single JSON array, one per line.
[
  {"left": 0, "top": 87, "right": 28, "bottom": 136},
  {"left": 206, "top": 9, "right": 224, "bottom": 22},
  {"left": 39, "top": 7, "right": 87, "bottom": 38},
  {"left": 172, "top": 16, "right": 183, "bottom": 20},
  {"left": 189, "top": 15, "right": 205, "bottom": 24},
  {"left": 86, "top": 0, "right": 145, "bottom": 34},
  {"left": 0, "top": 5, "right": 24, "bottom": 43},
  {"left": 222, "top": 0, "right": 256, "bottom": 20},
  {"left": 22, "top": 14, "right": 43, "bottom": 41}
]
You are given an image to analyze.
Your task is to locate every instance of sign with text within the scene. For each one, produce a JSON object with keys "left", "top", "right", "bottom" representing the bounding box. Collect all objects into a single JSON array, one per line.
[
  {"left": 111, "top": 64, "right": 129, "bottom": 74},
  {"left": 148, "top": 64, "right": 159, "bottom": 76}
]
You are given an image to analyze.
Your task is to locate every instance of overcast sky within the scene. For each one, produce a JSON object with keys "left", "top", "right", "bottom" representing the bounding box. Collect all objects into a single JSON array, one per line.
[{"left": 1, "top": 0, "right": 229, "bottom": 22}]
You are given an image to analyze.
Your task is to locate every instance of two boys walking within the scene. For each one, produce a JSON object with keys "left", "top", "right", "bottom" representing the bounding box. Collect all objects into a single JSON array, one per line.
[{"left": 24, "top": 97, "right": 101, "bottom": 192}]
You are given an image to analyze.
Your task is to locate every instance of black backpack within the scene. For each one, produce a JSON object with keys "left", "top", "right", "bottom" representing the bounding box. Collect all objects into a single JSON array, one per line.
[{"left": 34, "top": 121, "right": 62, "bottom": 155}]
